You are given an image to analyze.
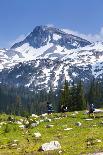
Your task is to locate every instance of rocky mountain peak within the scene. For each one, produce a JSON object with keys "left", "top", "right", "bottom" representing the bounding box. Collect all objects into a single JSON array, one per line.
[
  {"left": 11, "top": 25, "right": 91, "bottom": 49},
  {"left": 1, "top": 25, "right": 103, "bottom": 91}
]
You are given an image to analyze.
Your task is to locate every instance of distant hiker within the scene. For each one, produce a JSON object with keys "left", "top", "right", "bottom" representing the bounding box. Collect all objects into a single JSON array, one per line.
[
  {"left": 61, "top": 105, "right": 68, "bottom": 113},
  {"left": 88, "top": 103, "right": 95, "bottom": 118},
  {"left": 61, "top": 105, "right": 68, "bottom": 117},
  {"left": 47, "top": 102, "right": 53, "bottom": 115}
]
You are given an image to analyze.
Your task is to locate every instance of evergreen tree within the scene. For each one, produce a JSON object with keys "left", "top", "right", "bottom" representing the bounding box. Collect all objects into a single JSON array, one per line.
[
  {"left": 88, "top": 78, "right": 96, "bottom": 104},
  {"left": 15, "top": 96, "right": 22, "bottom": 115},
  {"left": 60, "top": 79, "right": 70, "bottom": 107},
  {"left": 76, "top": 81, "right": 86, "bottom": 110},
  {"left": 69, "top": 83, "right": 78, "bottom": 111},
  {"left": 87, "top": 79, "right": 103, "bottom": 107}
]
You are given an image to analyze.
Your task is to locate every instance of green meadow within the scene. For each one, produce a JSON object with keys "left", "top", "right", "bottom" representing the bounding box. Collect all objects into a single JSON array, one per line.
[{"left": 0, "top": 111, "right": 103, "bottom": 155}]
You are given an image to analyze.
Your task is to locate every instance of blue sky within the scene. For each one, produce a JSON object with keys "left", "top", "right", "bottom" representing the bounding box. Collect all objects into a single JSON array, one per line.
[{"left": 0, "top": 0, "right": 103, "bottom": 48}]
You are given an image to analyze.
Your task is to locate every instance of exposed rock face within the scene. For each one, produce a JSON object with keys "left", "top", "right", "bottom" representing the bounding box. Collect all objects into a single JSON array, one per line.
[
  {"left": 11, "top": 25, "right": 91, "bottom": 49},
  {"left": 1, "top": 26, "right": 103, "bottom": 91}
]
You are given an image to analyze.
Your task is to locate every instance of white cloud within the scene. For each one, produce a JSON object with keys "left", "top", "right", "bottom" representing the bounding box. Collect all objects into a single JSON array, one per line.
[
  {"left": 13, "top": 34, "right": 26, "bottom": 43},
  {"left": 62, "top": 26, "right": 103, "bottom": 43},
  {"left": 100, "top": 27, "right": 103, "bottom": 36},
  {"left": 46, "top": 24, "right": 55, "bottom": 27},
  {"left": 9, "top": 34, "right": 27, "bottom": 48},
  {"left": 8, "top": 25, "right": 103, "bottom": 49},
  {"left": 46, "top": 24, "right": 103, "bottom": 42}
]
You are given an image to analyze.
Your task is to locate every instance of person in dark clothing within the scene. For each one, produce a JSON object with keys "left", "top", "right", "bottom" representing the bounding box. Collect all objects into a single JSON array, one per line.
[
  {"left": 47, "top": 102, "right": 53, "bottom": 115},
  {"left": 61, "top": 105, "right": 68, "bottom": 117},
  {"left": 88, "top": 103, "right": 95, "bottom": 118},
  {"left": 61, "top": 105, "right": 68, "bottom": 113}
]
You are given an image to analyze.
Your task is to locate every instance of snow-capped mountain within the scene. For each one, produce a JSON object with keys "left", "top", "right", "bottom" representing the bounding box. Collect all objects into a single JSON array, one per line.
[
  {"left": 0, "top": 26, "right": 91, "bottom": 71},
  {"left": 11, "top": 25, "right": 90, "bottom": 49},
  {"left": 0, "top": 25, "right": 103, "bottom": 90}
]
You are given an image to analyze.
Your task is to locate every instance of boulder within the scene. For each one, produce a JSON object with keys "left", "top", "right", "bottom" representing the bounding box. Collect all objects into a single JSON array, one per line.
[
  {"left": 39, "top": 119, "right": 44, "bottom": 123},
  {"left": 85, "top": 119, "right": 93, "bottom": 121},
  {"left": 75, "top": 122, "right": 82, "bottom": 126},
  {"left": 71, "top": 113, "right": 76, "bottom": 116},
  {"left": 0, "top": 122, "right": 6, "bottom": 125},
  {"left": 44, "top": 118, "right": 51, "bottom": 122},
  {"left": 100, "top": 121, "right": 103, "bottom": 124},
  {"left": 64, "top": 128, "right": 72, "bottom": 131},
  {"left": 34, "top": 132, "right": 41, "bottom": 138},
  {"left": 11, "top": 143, "right": 17, "bottom": 147},
  {"left": 31, "top": 123, "right": 38, "bottom": 127},
  {"left": 96, "top": 139, "right": 102, "bottom": 143},
  {"left": 32, "top": 114, "right": 39, "bottom": 118},
  {"left": 39, "top": 141, "right": 61, "bottom": 151},
  {"left": 25, "top": 121, "right": 29, "bottom": 125},
  {"left": 59, "top": 150, "right": 62, "bottom": 154},
  {"left": 20, "top": 119, "right": 23, "bottom": 122},
  {"left": 19, "top": 125, "right": 25, "bottom": 129},
  {"left": 93, "top": 125, "right": 96, "bottom": 127},
  {"left": 74, "top": 111, "right": 79, "bottom": 114},
  {"left": 54, "top": 117, "right": 61, "bottom": 120},
  {"left": 36, "top": 121, "right": 39, "bottom": 125},
  {"left": 46, "top": 124, "right": 54, "bottom": 128},
  {"left": 16, "top": 121, "right": 22, "bottom": 125},
  {"left": 13, "top": 140, "right": 19, "bottom": 143}
]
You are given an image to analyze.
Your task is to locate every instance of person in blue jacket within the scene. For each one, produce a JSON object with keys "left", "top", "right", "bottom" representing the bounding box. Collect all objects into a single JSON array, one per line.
[{"left": 47, "top": 102, "right": 53, "bottom": 115}]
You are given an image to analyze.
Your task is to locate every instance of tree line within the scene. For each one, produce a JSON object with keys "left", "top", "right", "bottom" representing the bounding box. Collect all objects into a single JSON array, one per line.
[{"left": 0, "top": 79, "right": 103, "bottom": 116}]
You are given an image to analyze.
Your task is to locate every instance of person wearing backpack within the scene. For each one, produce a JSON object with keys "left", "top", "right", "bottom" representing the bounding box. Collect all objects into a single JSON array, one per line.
[
  {"left": 61, "top": 104, "right": 68, "bottom": 117},
  {"left": 88, "top": 103, "right": 95, "bottom": 118},
  {"left": 47, "top": 102, "right": 53, "bottom": 115}
]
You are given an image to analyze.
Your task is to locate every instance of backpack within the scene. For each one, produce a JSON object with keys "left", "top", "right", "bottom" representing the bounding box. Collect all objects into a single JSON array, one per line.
[{"left": 90, "top": 104, "right": 95, "bottom": 112}]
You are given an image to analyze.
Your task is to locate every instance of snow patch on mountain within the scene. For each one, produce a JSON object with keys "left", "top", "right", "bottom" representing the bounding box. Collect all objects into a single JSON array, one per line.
[
  {"left": 15, "top": 42, "right": 54, "bottom": 61},
  {"left": 53, "top": 34, "right": 61, "bottom": 40},
  {"left": 53, "top": 64, "right": 64, "bottom": 87},
  {"left": 1, "top": 26, "right": 103, "bottom": 90}
]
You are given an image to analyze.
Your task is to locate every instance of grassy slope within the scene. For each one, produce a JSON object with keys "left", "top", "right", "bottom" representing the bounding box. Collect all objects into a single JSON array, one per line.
[{"left": 0, "top": 112, "right": 103, "bottom": 155}]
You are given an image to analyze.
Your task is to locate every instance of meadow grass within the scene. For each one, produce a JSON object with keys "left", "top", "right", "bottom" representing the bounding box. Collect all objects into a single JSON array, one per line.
[{"left": 0, "top": 111, "right": 103, "bottom": 154}]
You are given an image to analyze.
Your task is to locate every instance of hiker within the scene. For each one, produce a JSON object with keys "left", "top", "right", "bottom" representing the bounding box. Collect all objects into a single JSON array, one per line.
[
  {"left": 88, "top": 103, "right": 95, "bottom": 118},
  {"left": 61, "top": 104, "right": 68, "bottom": 117},
  {"left": 61, "top": 105, "right": 68, "bottom": 113},
  {"left": 47, "top": 102, "right": 53, "bottom": 115}
]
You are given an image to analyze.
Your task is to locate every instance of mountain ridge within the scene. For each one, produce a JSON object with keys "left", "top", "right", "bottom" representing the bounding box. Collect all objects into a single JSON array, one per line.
[
  {"left": 0, "top": 25, "right": 103, "bottom": 91},
  {"left": 11, "top": 25, "right": 91, "bottom": 49}
]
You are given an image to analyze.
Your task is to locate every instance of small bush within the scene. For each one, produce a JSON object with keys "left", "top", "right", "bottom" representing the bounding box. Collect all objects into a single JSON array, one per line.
[{"left": 2, "top": 124, "right": 11, "bottom": 133}]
